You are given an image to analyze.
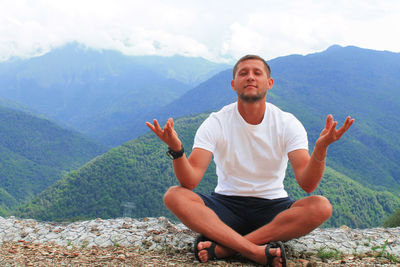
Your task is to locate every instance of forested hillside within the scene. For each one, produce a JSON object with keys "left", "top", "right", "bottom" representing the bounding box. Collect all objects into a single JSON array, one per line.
[
  {"left": 269, "top": 45, "right": 400, "bottom": 195},
  {"left": 15, "top": 114, "right": 400, "bottom": 228},
  {"left": 5, "top": 45, "right": 400, "bottom": 229},
  {"left": 115, "top": 45, "right": 400, "bottom": 197},
  {"left": 0, "top": 105, "right": 106, "bottom": 214}
]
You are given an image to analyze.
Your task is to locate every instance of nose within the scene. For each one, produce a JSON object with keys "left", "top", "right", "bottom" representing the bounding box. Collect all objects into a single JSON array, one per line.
[{"left": 247, "top": 71, "right": 255, "bottom": 81}]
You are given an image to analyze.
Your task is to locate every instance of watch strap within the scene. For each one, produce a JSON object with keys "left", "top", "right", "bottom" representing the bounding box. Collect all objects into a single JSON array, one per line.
[{"left": 167, "top": 146, "right": 184, "bottom": 160}]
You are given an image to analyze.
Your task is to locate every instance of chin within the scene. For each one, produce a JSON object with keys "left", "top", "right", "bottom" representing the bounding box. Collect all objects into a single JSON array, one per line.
[{"left": 238, "top": 93, "right": 266, "bottom": 103}]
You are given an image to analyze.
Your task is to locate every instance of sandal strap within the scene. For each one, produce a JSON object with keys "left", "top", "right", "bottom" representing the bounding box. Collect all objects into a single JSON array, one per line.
[
  {"left": 265, "top": 243, "right": 275, "bottom": 266},
  {"left": 207, "top": 241, "right": 217, "bottom": 260},
  {"left": 265, "top": 241, "right": 286, "bottom": 267},
  {"left": 194, "top": 235, "right": 218, "bottom": 262}
]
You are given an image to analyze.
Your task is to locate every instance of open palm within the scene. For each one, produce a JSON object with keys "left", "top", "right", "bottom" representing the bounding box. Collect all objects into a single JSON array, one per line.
[
  {"left": 318, "top": 115, "right": 355, "bottom": 147},
  {"left": 145, "top": 118, "right": 182, "bottom": 151}
]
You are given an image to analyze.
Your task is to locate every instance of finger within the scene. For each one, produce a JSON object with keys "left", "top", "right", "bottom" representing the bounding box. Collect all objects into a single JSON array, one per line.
[
  {"left": 345, "top": 117, "right": 355, "bottom": 128},
  {"left": 165, "top": 118, "right": 175, "bottom": 135},
  {"left": 337, "top": 117, "right": 349, "bottom": 131},
  {"left": 153, "top": 119, "right": 163, "bottom": 132},
  {"left": 145, "top": 121, "right": 156, "bottom": 132},
  {"left": 337, "top": 117, "right": 353, "bottom": 135},
  {"left": 328, "top": 121, "right": 338, "bottom": 135},
  {"left": 164, "top": 119, "right": 172, "bottom": 133},
  {"left": 323, "top": 120, "right": 337, "bottom": 141},
  {"left": 342, "top": 119, "right": 355, "bottom": 135},
  {"left": 325, "top": 114, "right": 333, "bottom": 130},
  {"left": 343, "top": 116, "right": 352, "bottom": 130},
  {"left": 338, "top": 117, "right": 355, "bottom": 138},
  {"left": 348, "top": 118, "right": 355, "bottom": 128}
]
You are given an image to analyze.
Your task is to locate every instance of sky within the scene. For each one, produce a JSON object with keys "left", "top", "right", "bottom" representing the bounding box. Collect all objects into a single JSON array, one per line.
[{"left": 1, "top": 0, "right": 400, "bottom": 63}]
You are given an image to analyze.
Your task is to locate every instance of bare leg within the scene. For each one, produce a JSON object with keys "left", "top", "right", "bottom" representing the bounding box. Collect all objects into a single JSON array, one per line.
[
  {"left": 246, "top": 195, "right": 332, "bottom": 243},
  {"left": 200, "top": 195, "right": 332, "bottom": 260},
  {"left": 164, "top": 186, "right": 271, "bottom": 264},
  {"left": 164, "top": 186, "right": 332, "bottom": 265}
]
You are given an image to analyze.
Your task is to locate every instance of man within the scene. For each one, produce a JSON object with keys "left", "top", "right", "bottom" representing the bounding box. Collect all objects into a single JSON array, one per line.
[{"left": 146, "top": 55, "right": 354, "bottom": 266}]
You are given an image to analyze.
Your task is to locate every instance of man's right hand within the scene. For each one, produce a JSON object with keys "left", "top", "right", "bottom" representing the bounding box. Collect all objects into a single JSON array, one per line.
[{"left": 145, "top": 118, "right": 182, "bottom": 151}]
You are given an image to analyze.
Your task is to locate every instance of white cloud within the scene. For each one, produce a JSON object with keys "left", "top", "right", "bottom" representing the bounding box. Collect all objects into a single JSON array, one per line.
[{"left": 0, "top": 0, "right": 399, "bottom": 62}]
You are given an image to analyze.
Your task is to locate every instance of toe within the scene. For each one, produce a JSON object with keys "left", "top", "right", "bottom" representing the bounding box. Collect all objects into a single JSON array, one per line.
[
  {"left": 197, "top": 241, "right": 212, "bottom": 262},
  {"left": 265, "top": 247, "right": 282, "bottom": 267},
  {"left": 198, "top": 250, "right": 208, "bottom": 262},
  {"left": 272, "top": 248, "right": 282, "bottom": 267},
  {"left": 197, "top": 240, "right": 212, "bottom": 251}
]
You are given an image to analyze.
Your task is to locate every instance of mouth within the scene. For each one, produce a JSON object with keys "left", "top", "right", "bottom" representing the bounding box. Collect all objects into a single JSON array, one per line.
[{"left": 245, "top": 84, "right": 257, "bottom": 88}]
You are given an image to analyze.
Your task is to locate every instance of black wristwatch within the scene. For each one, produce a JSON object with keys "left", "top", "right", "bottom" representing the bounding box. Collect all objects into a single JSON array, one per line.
[{"left": 166, "top": 146, "right": 184, "bottom": 160}]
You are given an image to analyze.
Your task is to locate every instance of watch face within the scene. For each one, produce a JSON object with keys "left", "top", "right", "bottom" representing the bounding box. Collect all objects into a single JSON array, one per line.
[{"left": 166, "top": 151, "right": 175, "bottom": 159}]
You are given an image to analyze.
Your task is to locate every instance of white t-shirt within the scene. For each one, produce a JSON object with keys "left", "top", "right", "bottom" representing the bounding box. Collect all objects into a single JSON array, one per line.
[{"left": 193, "top": 102, "right": 308, "bottom": 199}]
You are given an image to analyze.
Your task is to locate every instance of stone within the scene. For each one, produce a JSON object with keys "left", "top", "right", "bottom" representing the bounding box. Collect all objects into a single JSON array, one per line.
[{"left": 0, "top": 215, "right": 399, "bottom": 264}]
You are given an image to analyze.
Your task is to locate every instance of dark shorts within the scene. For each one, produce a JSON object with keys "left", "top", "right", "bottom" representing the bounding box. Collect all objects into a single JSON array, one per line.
[{"left": 198, "top": 192, "right": 295, "bottom": 236}]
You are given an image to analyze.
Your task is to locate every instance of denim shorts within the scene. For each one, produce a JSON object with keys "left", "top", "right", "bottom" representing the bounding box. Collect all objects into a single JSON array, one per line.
[{"left": 198, "top": 192, "right": 295, "bottom": 236}]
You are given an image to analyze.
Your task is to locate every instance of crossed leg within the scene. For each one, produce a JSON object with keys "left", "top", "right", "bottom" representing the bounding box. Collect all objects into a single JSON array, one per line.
[{"left": 164, "top": 186, "right": 332, "bottom": 266}]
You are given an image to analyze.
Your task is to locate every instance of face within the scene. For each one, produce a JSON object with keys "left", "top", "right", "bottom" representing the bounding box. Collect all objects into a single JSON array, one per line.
[{"left": 231, "top": 59, "right": 274, "bottom": 103}]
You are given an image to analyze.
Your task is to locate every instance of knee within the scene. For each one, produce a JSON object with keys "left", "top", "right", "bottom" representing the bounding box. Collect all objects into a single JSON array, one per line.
[
  {"left": 163, "top": 186, "right": 181, "bottom": 208},
  {"left": 310, "top": 195, "right": 333, "bottom": 222},
  {"left": 163, "top": 186, "right": 190, "bottom": 210}
]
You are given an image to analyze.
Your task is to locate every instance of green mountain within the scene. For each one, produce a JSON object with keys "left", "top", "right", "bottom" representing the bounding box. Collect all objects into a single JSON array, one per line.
[
  {"left": 0, "top": 105, "right": 106, "bottom": 213},
  {"left": 384, "top": 206, "right": 400, "bottom": 227},
  {"left": 117, "top": 45, "right": 400, "bottom": 196},
  {"left": 15, "top": 114, "right": 400, "bottom": 228},
  {"left": 0, "top": 43, "right": 229, "bottom": 146},
  {"left": 270, "top": 45, "right": 400, "bottom": 189},
  {"left": 0, "top": 187, "right": 18, "bottom": 216},
  {"left": 11, "top": 45, "right": 400, "bottom": 228}
]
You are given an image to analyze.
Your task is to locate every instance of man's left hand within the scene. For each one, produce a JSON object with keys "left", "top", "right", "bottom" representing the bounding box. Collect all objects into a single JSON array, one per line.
[{"left": 317, "top": 115, "right": 355, "bottom": 148}]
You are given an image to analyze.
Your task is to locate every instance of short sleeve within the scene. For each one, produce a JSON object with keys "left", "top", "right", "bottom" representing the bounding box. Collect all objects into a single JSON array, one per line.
[
  {"left": 193, "top": 114, "right": 219, "bottom": 153},
  {"left": 284, "top": 114, "right": 309, "bottom": 154}
]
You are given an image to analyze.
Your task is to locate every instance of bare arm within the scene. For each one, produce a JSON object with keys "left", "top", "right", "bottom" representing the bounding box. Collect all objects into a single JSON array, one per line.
[
  {"left": 289, "top": 115, "right": 354, "bottom": 193},
  {"left": 172, "top": 148, "right": 212, "bottom": 189},
  {"left": 145, "top": 118, "right": 212, "bottom": 190}
]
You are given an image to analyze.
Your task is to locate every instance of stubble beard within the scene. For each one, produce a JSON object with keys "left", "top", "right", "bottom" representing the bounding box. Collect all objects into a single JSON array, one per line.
[{"left": 237, "top": 91, "right": 267, "bottom": 103}]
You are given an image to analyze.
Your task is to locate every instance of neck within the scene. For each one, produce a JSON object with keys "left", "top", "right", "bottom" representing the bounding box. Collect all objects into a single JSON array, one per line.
[{"left": 237, "top": 99, "right": 266, "bottom": 125}]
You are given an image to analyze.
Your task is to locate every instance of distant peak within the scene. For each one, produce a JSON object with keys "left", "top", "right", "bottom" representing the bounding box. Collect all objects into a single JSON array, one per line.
[{"left": 326, "top": 44, "right": 343, "bottom": 51}]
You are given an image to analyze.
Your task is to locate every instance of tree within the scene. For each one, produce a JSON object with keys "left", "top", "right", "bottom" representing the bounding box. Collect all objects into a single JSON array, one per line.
[{"left": 383, "top": 207, "right": 400, "bottom": 227}]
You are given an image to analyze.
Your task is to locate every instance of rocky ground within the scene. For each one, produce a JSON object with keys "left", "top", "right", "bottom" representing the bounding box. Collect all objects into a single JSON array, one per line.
[{"left": 0, "top": 216, "right": 399, "bottom": 266}]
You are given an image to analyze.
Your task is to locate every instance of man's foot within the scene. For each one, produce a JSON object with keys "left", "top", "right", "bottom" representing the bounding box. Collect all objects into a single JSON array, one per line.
[
  {"left": 197, "top": 241, "right": 285, "bottom": 266},
  {"left": 263, "top": 242, "right": 286, "bottom": 267},
  {"left": 194, "top": 236, "right": 286, "bottom": 266},
  {"left": 194, "top": 235, "right": 236, "bottom": 263}
]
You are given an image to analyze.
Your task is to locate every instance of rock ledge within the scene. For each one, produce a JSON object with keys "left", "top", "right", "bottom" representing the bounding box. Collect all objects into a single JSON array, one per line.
[{"left": 1, "top": 216, "right": 399, "bottom": 265}]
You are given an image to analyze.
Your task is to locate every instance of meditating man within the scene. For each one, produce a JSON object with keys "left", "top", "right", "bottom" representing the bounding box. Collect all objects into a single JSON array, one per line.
[{"left": 146, "top": 55, "right": 354, "bottom": 266}]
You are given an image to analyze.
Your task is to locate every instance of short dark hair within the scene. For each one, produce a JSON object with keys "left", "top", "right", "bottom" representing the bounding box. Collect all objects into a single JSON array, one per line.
[{"left": 232, "top": 55, "right": 271, "bottom": 78}]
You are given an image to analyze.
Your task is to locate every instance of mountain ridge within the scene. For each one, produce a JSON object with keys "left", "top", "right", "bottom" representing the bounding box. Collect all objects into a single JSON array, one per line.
[
  {"left": 124, "top": 45, "right": 400, "bottom": 194},
  {"left": 14, "top": 113, "right": 400, "bottom": 228},
  {"left": 3, "top": 44, "right": 400, "bottom": 228},
  {"left": 0, "top": 105, "right": 106, "bottom": 213},
  {"left": 0, "top": 43, "right": 230, "bottom": 145}
]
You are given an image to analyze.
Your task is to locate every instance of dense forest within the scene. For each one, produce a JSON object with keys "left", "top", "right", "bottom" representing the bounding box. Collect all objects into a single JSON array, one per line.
[
  {"left": 1, "top": 44, "right": 399, "bottom": 229},
  {"left": 384, "top": 207, "right": 400, "bottom": 227},
  {"left": 112, "top": 45, "right": 400, "bottom": 201},
  {"left": 0, "top": 105, "right": 106, "bottom": 214},
  {"left": 15, "top": 114, "right": 400, "bottom": 228}
]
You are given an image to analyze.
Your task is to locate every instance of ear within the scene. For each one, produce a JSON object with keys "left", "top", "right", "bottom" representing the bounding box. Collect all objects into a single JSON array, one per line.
[
  {"left": 267, "top": 77, "right": 274, "bottom": 90},
  {"left": 231, "top": 79, "right": 236, "bottom": 91}
]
